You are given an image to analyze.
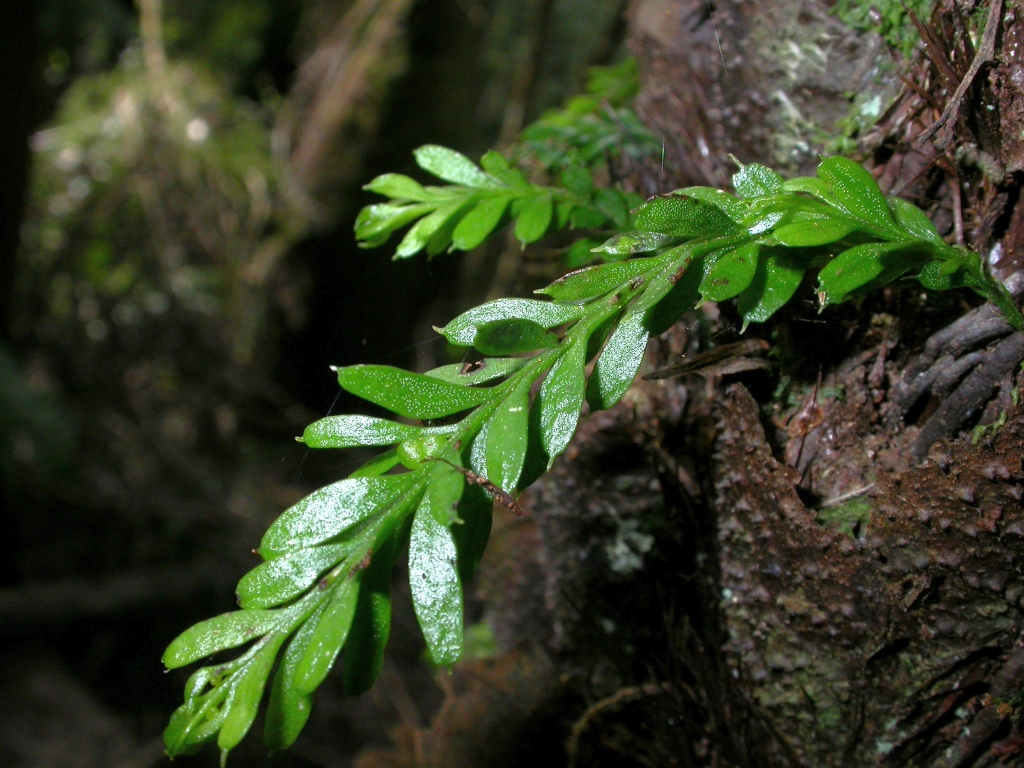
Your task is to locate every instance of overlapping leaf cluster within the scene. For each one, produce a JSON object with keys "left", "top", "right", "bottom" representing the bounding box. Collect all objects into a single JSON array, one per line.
[{"left": 163, "top": 153, "right": 1022, "bottom": 764}]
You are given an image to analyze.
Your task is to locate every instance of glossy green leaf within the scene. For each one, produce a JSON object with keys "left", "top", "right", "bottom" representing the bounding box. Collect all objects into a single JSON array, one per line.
[
  {"left": 437, "top": 298, "right": 583, "bottom": 346},
  {"left": 536, "top": 257, "right": 658, "bottom": 302},
  {"left": 302, "top": 415, "right": 421, "bottom": 449},
  {"left": 772, "top": 218, "right": 855, "bottom": 247},
  {"left": 264, "top": 603, "right": 324, "bottom": 751},
  {"left": 633, "top": 195, "right": 739, "bottom": 238},
  {"left": 424, "top": 460, "right": 465, "bottom": 526},
  {"left": 414, "top": 145, "right": 493, "bottom": 188},
  {"left": 675, "top": 186, "right": 747, "bottom": 220},
  {"left": 474, "top": 318, "right": 558, "bottom": 355},
  {"left": 586, "top": 309, "right": 648, "bottom": 411},
  {"left": 217, "top": 639, "right": 281, "bottom": 756},
  {"left": 336, "top": 364, "right": 489, "bottom": 419},
  {"left": 342, "top": 532, "right": 398, "bottom": 696},
  {"left": 294, "top": 580, "right": 360, "bottom": 694},
  {"left": 888, "top": 197, "right": 944, "bottom": 245},
  {"left": 409, "top": 499, "right": 463, "bottom": 666},
  {"left": 355, "top": 202, "right": 434, "bottom": 244},
  {"left": 780, "top": 176, "right": 835, "bottom": 202},
  {"left": 515, "top": 193, "right": 554, "bottom": 245},
  {"left": 363, "top": 174, "right": 433, "bottom": 201},
  {"left": 817, "top": 242, "right": 929, "bottom": 304},
  {"left": 737, "top": 250, "right": 811, "bottom": 328},
  {"left": 538, "top": 339, "right": 587, "bottom": 464},
  {"left": 732, "top": 163, "right": 784, "bottom": 198},
  {"left": 451, "top": 484, "right": 492, "bottom": 581},
  {"left": 395, "top": 198, "right": 473, "bottom": 259},
  {"left": 397, "top": 434, "right": 449, "bottom": 470},
  {"left": 700, "top": 243, "right": 759, "bottom": 302},
  {"left": 452, "top": 195, "right": 511, "bottom": 250},
  {"left": 593, "top": 231, "right": 674, "bottom": 255},
  {"left": 236, "top": 544, "right": 346, "bottom": 610},
  {"left": 259, "top": 473, "right": 415, "bottom": 559},
  {"left": 817, "top": 157, "right": 897, "bottom": 232},
  {"left": 485, "top": 377, "right": 531, "bottom": 492},
  {"left": 163, "top": 610, "right": 283, "bottom": 669},
  {"left": 425, "top": 357, "right": 527, "bottom": 386},
  {"left": 917, "top": 259, "right": 973, "bottom": 291}
]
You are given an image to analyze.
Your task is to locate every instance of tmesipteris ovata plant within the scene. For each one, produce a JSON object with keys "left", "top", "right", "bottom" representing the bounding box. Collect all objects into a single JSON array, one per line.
[{"left": 162, "top": 145, "right": 1023, "bottom": 762}]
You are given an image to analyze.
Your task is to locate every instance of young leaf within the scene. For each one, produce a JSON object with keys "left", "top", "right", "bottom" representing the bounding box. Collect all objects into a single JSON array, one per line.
[
  {"left": 414, "top": 145, "right": 493, "bottom": 188},
  {"left": 163, "top": 610, "right": 283, "bottom": 669},
  {"left": 737, "top": 249, "right": 811, "bottom": 329},
  {"left": 917, "top": 259, "right": 973, "bottom": 291},
  {"left": 409, "top": 500, "right": 463, "bottom": 666},
  {"left": 217, "top": 639, "right": 282, "bottom": 756},
  {"left": 294, "top": 580, "right": 360, "bottom": 694},
  {"left": 264, "top": 603, "right": 324, "bottom": 751},
  {"left": 473, "top": 318, "right": 558, "bottom": 356},
  {"left": 700, "top": 243, "right": 759, "bottom": 302},
  {"left": 363, "top": 174, "right": 433, "bottom": 202},
  {"left": 817, "top": 157, "right": 898, "bottom": 234},
  {"left": 452, "top": 195, "right": 511, "bottom": 250},
  {"left": 733, "top": 163, "right": 784, "bottom": 198},
  {"left": 633, "top": 196, "right": 739, "bottom": 238},
  {"left": 514, "top": 193, "right": 554, "bottom": 245},
  {"left": 395, "top": 198, "right": 474, "bottom": 259},
  {"left": 536, "top": 257, "right": 658, "bottom": 303},
  {"left": 259, "top": 473, "right": 416, "bottom": 559},
  {"left": 302, "top": 415, "right": 422, "bottom": 449},
  {"left": 772, "top": 218, "right": 856, "bottom": 247},
  {"left": 537, "top": 338, "right": 587, "bottom": 464},
  {"left": 437, "top": 298, "right": 583, "bottom": 346},
  {"left": 236, "top": 544, "right": 347, "bottom": 610},
  {"left": 485, "top": 377, "right": 532, "bottom": 492},
  {"left": 336, "top": 365, "right": 489, "bottom": 419},
  {"left": 425, "top": 357, "right": 527, "bottom": 386},
  {"left": 355, "top": 202, "right": 435, "bottom": 244}
]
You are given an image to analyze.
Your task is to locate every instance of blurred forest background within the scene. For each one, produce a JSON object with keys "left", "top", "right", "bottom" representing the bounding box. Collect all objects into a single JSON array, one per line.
[{"left": 0, "top": 0, "right": 628, "bottom": 765}]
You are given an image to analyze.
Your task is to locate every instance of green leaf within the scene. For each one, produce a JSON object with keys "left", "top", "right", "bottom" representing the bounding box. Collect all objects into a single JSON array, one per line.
[
  {"left": 355, "top": 202, "right": 435, "bottom": 244},
  {"left": 917, "top": 259, "right": 973, "bottom": 291},
  {"left": 342, "top": 531, "right": 401, "bottom": 696},
  {"left": 236, "top": 544, "right": 347, "bottom": 610},
  {"left": 732, "top": 163, "right": 784, "bottom": 198},
  {"left": 264, "top": 603, "right": 323, "bottom": 751},
  {"left": 481, "top": 150, "right": 529, "bottom": 187},
  {"left": 336, "top": 364, "right": 489, "bottom": 419},
  {"left": 780, "top": 176, "right": 835, "bottom": 202},
  {"left": 633, "top": 195, "right": 739, "bottom": 238},
  {"left": 217, "top": 639, "right": 281, "bottom": 756},
  {"left": 363, "top": 174, "right": 433, "bottom": 201},
  {"left": 424, "top": 459, "right": 465, "bottom": 526},
  {"left": 817, "top": 157, "right": 897, "bottom": 232},
  {"left": 473, "top": 318, "right": 558, "bottom": 355},
  {"left": 737, "top": 250, "right": 811, "bottom": 328},
  {"left": 593, "top": 231, "right": 674, "bottom": 255},
  {"left": 485, "top": 376, "right": 532, "bottom": 492},
  {"left": 586, "top": 309, "right": 648, "bottom": 411},
  {"left": 888, "top": 197, "right": 944, "bottom": 245},
  {"left": 302, "top": 415, "right": 422, "bottom": 449},
  {"left": 514, "top": 193, "right": 554, "bottom": 245},
  {"left": 349, "top": 449, "right": 402, "bottom": 479},
  {"left": 414, "top": 145, "right": 493, "bottom": 188},
  {"left": 395, "top": 198, "right": 473, "bottom": 259},
  {"left": 538, "top": 339, "right": 587, "bottom": 464},
  {"left": 425, "top": 357, "right": 527, "bottom": 386},
  {"left": 294, "top": 579, "right": 360, "bottom": 694},
  {"left": 570, "top": 205, "right": 608, "bottom": 229},
  {"left": 452, "top": 195, "right": 511, "bottom": 250},
  {"left": 397, "top": 434, "right": 449, "bottom": 470},
  {"left": 594, "top": 188, "right": 630, "bottom": 229},
  {"left": 565, "top": 237, "right": 605, "bottom": 268},
  {"left": 536, "top": 257, "right": 658, "bottom": 303},
  {"left": 451, "top": 483, "right": 492, "bottom": 581},
  {"left": 772, "top": 218, "right": 856, "bottom": 247},
  {"left": 163, "top": 610, "right": 283, "bottom": 669},
  {"left": 409, "top": 499, "right": 463, "bottom": 666},
  {"left": 700, "top": 243, "right": 759, "bottom": 302},
  {"left": 674, "top": 186, "right": 747, "bottom": 220},
  {"left": 817, "top": 242, "right": 930, "bottom": 305},
  {"left": 561, "top": 164, "right": 593, "bottom": 194},
  {"left": 437, "top": 298, "right": 584, "bottom": 346},
  {"left": 259, "top": 473, "right": 416, "bottom": 559}
]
